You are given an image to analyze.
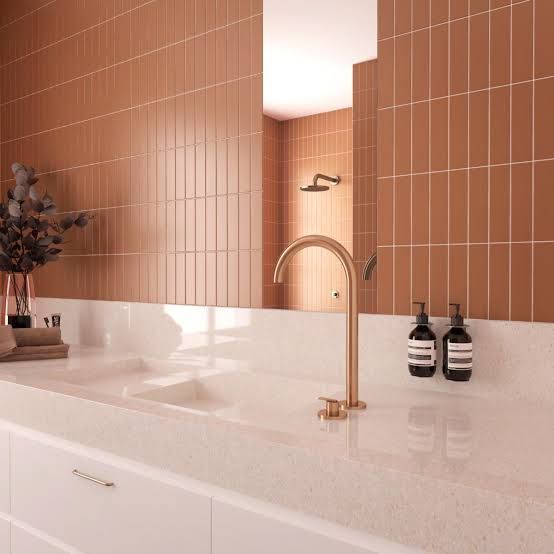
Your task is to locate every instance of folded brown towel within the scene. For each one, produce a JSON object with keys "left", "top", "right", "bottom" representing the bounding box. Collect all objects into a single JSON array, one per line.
[
  {"left": 0, "top": 343, "right": 69, "bottom": 362},
  {"left": 12, "top": 327, "right": 62, "bottom": 347},
  {"left": 0, "top": 325, "right": 16, "bottom": 358}
]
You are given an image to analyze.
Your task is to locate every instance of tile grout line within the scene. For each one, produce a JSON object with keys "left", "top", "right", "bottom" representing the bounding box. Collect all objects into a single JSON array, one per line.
[
  {"left": 447, "top": 0, "right": 451, "bottom": 317},
  {"left": 57, "top": 248, "right": 264, "bottom": 258},
  {"left": 372, "top": 156, "right": 550, "bottom": 181},
  {"left": 509, "top": 1, "right": 513, "bottom": 321},
  {"left": 368, "top": 158, "right": 540, "bottom": 179},
  {"left": 531, "top": 0, "right": 535, "bottom": 322},
  {"left": 377, "top": 0, "right": 531, "bottom": 43},
  {"left": 487, "top": 0, "right": 491, "bottom": 320},
  {"left": 0, "top": 0, "right": 56, "bottom": 32},
  {"left": 154, "top": 7, "right": 160, "bottom": 305},
  {"left": 428, "top": 0, "right": 432, "bottom": 315},
  {"left": 201, "top": 0, "right": 207, "bottom": 308},
  {"left": 219, "top": 0, "right": 226, "bottom": 307},
  {"left": 408, "top": 0, "right": 414, "bottom": 315},
  {"left": 391, "top": 0, "right": 396, "bottom": 316},
  {"left": 1, "top": 3, "right": 261, "bottom": 72},
  {"left": 171, "top": 0, "right": 177, "bottom": 304},
  {"left": 0, "top": 70, "right": 263, "bottom": 146},
  {"left": 467, "top": 4, "right": 471, "bottom": 318},
  {"left": 1, "top": 11, "right": 262, "bottom": 108},
  {"left": 377, "top": 240, "right": 554, "bottom": 247},
  {"left": 0, "top": 0, "right": 156, "bottom": 71},
  {"left": 378, "top": 73, "right": 553, "bottom": 113},
  {"left": 126, "top": 0, "right": 132, "bottom": 303},
  {"left": 408, "top": 1, "right": 414, "bottom": 314}
]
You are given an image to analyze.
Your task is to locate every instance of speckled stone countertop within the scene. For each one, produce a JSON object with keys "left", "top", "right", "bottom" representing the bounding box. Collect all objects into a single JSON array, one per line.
[{"left": 0, "top": 347, "right": 552, "bottom": 553}]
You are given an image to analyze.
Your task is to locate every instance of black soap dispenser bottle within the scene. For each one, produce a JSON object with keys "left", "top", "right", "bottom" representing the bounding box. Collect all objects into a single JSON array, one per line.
[
  {"left": 443, "top": 303, "right": 473, "bottom": 381},
  {"left": 408, "top": 302, "right": 437, "bottom": 378}
]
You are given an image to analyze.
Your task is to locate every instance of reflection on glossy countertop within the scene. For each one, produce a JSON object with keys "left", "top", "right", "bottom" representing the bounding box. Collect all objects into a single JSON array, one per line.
[{"left": 1, "top": 346, "right": 553, "bottom": 508}]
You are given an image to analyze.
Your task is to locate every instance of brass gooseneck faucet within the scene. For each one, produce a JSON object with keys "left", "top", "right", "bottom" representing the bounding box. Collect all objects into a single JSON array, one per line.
[{"left": 274, "top": 235, "right": 366, "bottom": 413}]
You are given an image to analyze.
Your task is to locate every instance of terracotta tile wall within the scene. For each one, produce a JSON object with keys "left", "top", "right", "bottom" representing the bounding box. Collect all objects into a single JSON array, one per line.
[
  {"left": 353, "top": 60, "right": 378, "bottom": 314},
  {"left": 262, "top": 108, "right": 353, "bottom": 312},
  {"left": 262, "top": 114, "right": 281, "bottom": 308},
  {"left": 0, "top": 0, "right": 263, "bottom": 308},
  {"left": 377, "top": 0, "right": 554, "bottom": 322}
]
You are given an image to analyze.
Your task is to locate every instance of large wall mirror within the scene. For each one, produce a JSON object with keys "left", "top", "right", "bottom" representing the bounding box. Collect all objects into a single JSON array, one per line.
[{"left": 262, "top": 0, "right": 378, "bottom": 313}]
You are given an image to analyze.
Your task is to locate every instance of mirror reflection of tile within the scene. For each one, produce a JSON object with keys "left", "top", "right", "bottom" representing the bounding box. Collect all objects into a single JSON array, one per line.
[
  {"left": 262, "top": 62, "right": 377, "bottom": 314},
  {"left": 6, "top": 0, "right": 553, "bottom": 323}
]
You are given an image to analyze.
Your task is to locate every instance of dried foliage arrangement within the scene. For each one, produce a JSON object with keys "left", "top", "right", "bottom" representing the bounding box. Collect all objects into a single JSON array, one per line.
[
  {"left": 0, "top": 163, "right": 91, "bottom": 273},
  {"left": 0, "top": 163, "right": 92, "bottom": 326}
]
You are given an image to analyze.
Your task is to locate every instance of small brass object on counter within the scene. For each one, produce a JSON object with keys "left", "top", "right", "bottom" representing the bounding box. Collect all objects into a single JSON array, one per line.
[{"left": 318, "top": 397, "right": 347, "bottom": 421}]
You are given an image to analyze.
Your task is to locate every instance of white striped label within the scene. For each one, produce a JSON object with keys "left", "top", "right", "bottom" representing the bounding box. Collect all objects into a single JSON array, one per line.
[
  {"left": 447, "top": 341, "right": 472, "bottom": 370},
  {"left": 408, "top": 339, "right": 436, "bottom": 366}
]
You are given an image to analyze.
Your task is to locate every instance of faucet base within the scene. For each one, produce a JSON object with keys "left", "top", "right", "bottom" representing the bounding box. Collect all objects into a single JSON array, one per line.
[
  {"left": 339, "top": 400, "right": 367, "bottom": 411},
  {"left": 318, "top": 409, "right": 347, "bottom": 421}
]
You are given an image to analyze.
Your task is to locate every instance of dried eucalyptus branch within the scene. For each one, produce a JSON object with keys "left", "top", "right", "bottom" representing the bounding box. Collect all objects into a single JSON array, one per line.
[{"left": 0, "top": 163, "right": 92, "bottom": 274}]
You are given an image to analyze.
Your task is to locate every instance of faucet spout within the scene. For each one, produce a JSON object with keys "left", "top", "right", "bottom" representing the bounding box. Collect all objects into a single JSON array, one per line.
[{"left": 274, "top": 235, "right": 366, "bottom": 410}]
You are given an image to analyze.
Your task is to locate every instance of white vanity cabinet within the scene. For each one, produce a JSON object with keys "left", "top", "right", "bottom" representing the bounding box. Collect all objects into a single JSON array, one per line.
[
  {"left": 212, "top": 498, "right": 369, "bottom": 554},
  {"left": 211, "top": 498, "right": 407, "bottom": 554},
  {"left": 0, "top": 517, "right": 10, "bottom": 553},
  {"left": 0, "top": 427, "right": 10, "bottom": 514},
  {"left": 0, "top": 424, "right": 412, "bottom": 554},
  {"left": 9, "top": 433, "right": 211, "bottom": 554},
  {"left": 10, "top": 525, "right": 70, "bottom": 554}
]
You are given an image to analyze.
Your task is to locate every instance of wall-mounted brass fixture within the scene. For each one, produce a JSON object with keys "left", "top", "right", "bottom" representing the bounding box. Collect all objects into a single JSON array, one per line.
[
  {"left": 362, "top": 253, "right": 377, "bottom": 281},
  {"left": 300, "top": 173, "right": 340, "bottom": 192}
]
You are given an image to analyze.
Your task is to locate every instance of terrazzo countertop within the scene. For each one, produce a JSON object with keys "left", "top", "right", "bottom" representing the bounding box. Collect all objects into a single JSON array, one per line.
[{"left": 0, "top": 347, "right": 552, "bottom": 553}]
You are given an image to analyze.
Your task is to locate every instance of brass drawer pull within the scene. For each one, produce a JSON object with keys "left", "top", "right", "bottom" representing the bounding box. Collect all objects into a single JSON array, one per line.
[{"left": 72, "top": 469, "right": 114, "bottom": 487}]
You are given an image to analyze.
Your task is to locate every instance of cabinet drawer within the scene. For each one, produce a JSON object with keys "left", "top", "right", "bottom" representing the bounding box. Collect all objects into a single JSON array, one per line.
[
  {"left": 11, "top": 434, "right": 211, "bottom": 554},
  {"left": 213, "top": 499, "right": 376, "bottom": 554},
  {"left": 11, "top": 525, "right": 69, "bottom": 554}
]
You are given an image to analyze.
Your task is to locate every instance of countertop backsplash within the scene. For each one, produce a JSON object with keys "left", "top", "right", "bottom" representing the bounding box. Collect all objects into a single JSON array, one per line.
[{"left": 36, "top": 297, "right": 554, "bottom": 406}]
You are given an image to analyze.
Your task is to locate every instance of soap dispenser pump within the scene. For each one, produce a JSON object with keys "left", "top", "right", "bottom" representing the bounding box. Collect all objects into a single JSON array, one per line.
[
  {"left": 408, "top": 302, "right": 437, "bottom": 378},
  {"left": 443, "top": 303, "right": 472, "bottom": 381}
]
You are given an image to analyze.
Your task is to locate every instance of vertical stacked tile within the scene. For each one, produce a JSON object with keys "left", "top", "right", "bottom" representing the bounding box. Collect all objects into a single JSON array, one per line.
[
  {"left": 262, "top": 114, "right": 282, "bottom": 308},
  {"left": 265, "top": 109, "right": 353, "bottom": 312},
  {"left": 353, "top": 60, "right": 378, "bottom": 314},
  {"left": 377, "top": 0, "right": 554, "bottom": 322},
  {"left": 0, "top": 0, "right": 264, "bottom": 308}
]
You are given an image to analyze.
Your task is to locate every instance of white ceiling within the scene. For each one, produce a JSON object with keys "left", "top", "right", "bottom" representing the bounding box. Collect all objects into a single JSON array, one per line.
[{"left": 263, "top": 0, "right": 378, "bottom": 121}]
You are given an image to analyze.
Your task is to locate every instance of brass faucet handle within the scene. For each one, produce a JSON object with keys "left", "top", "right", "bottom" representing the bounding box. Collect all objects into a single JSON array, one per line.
[{"left": 318, "top": 397, "right": 347, "bottom": 421}]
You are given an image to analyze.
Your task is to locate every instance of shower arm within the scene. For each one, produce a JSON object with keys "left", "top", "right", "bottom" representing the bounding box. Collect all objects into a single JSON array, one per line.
[{"left": 313, "top": 173, "right": 340, "bottom": 187}]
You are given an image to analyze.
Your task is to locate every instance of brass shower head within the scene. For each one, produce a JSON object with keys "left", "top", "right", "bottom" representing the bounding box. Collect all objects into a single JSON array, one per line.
[{"left": 300, "top": 173, "right": 340, "bottom": 192}]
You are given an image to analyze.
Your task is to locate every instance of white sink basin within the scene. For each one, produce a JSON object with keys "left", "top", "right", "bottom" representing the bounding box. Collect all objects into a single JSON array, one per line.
[
  {"left": 24, "top": 351, "right": 351, "bottom": 435},
  {"left": 132, "top": 371, "right": 344, "bottom": 429}
]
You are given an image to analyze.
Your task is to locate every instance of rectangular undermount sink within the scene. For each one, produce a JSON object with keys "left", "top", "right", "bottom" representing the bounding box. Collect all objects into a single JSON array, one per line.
[
  {"left": 134, "top": 378, "right": 231, "bottom": 412},
  {"left": 132, "top": 371, "right": 342, "bottom": 428}
]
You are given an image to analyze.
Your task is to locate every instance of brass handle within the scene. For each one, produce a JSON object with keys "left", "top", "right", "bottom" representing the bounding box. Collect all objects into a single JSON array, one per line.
[
  {"left": 318, "top": 396, "right": 339, "bottom": 404},
  {"left": 72, "top": 469, "right": 114, "bottom": 487},
  {"left": 318, "top": 397, "right": 347, "bottom": 420}
]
